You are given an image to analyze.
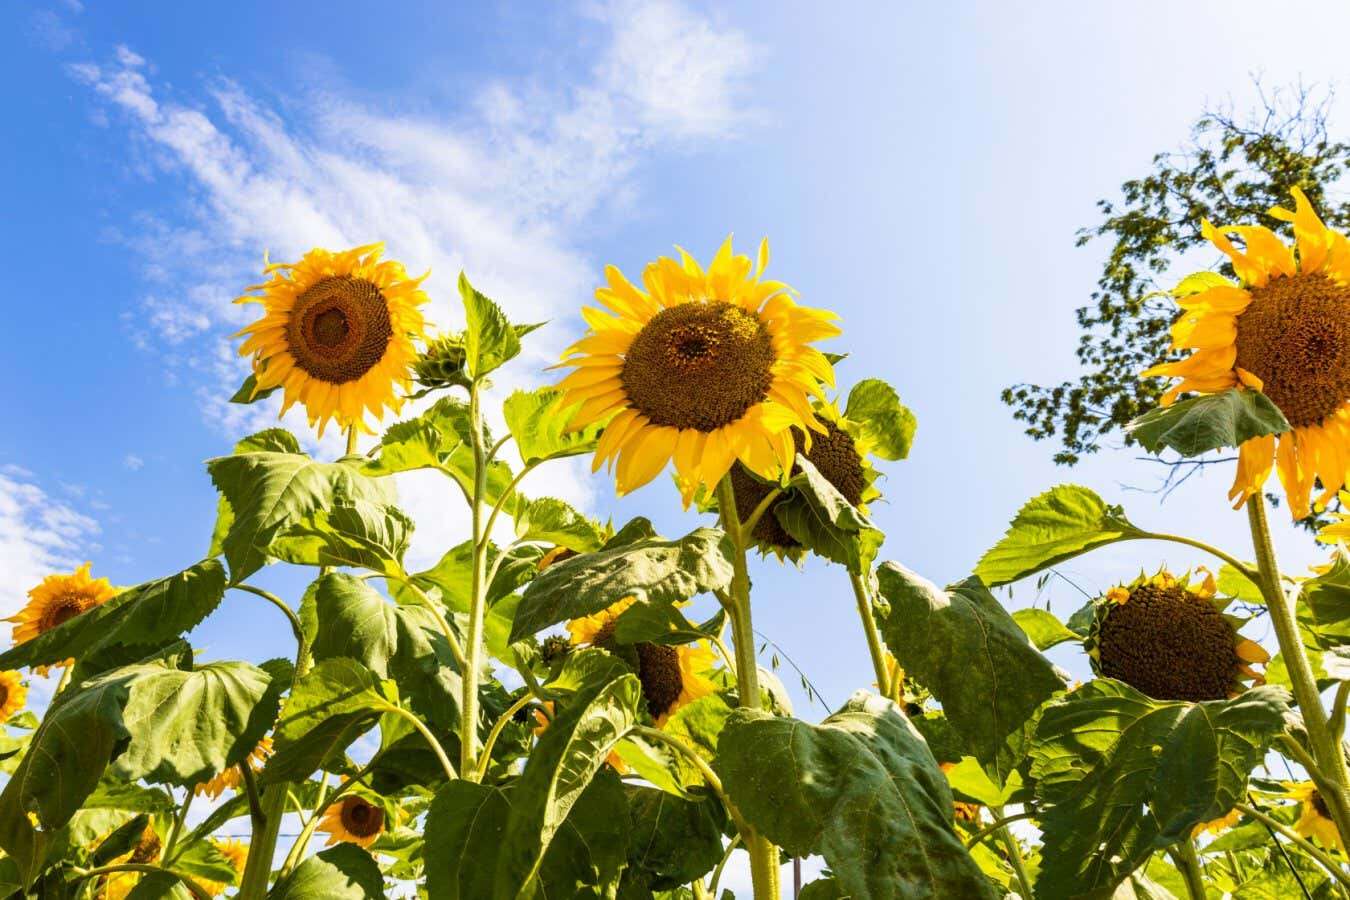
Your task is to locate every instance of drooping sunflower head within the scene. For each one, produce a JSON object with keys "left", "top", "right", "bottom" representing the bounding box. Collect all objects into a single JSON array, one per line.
[
  {"left": 11, "top": 562, "right": 117, "bottom": 674},
  {"left": 197, "top": 838, "right": 249, "bottom": 896},
  {"left": 193, "top": 736, "right": 273, "bottom": 799},
  {"left": 1085, "top": 568, "right": 1268, "bottom": 702},
  {"left": 1285, "top": 781, "right": 1344, "bottom": 852},
  {"left": 236, "top": 244, "right": 429, "bottom": 437},
  {"left": 318, "top": 795, "right": 386, "bottom": 849},
  {"left": 1144, "top": 188, "right": 1350, "bottom": 520},
  {"left": 566, "top": 598, "right": 718, "bottom": 726},
  {"left": 729, "top": 403, "right": 875, "bottom": 556},
  {"left": 557, "top": 238, "right": 840, "bottom": 505},
  {"left": 0, "top": 671, "right": 27, "bottom": 723}
]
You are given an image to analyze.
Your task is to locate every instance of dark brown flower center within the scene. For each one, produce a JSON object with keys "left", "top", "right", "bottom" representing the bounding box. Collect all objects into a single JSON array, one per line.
[
  {"left": 731, "top": 418, "right": 867, "bottom": 548},
  {"left": 1098, "top": 584, "right": 1240, "bottom": 702},
  {"left": 286, "top": 276, "right": 393, "bottom": 384},
  {"left": 1313, "top": 790, "right": 1332, "bottom": 819},
  {"left": 1236, "top": 272, "right": 1350, "bottom": 428},
  {"left": 130, "top": 830, "right": 161, "bottom": 864},
  {"left": 621, "top": 301, "right": 775, "bottom": 431},
  {"left": 41, "top": 594, "right": 88, "bottom": 632},
  {"left": 591, "top": 620, "right": 685, "bottom": 719},
  {"left": 340, "top": 797, "right": 384, "bottom": 838}
]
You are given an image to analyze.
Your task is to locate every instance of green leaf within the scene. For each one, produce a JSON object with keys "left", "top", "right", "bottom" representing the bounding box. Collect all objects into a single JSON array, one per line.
[
  {"left": 1029, "top": 680, "right": 1291, "bottom": 898},
  {"left": 172, "top": 838, "right": 244, "bottom": 888},
  {"left": 512, "top": 496, "right": 605, "bottom": 553},
  {"left": 461, "top": 272, "right": 521, "bottom": 378},
  {"left": 774, "top": 456, "right": 884, "bottom": 574},
  {"left": 494, "top": 670, "right": 643, "bottom": 896},
  {"left": 228, "top": 373, "right": 280, "bottom": 406},
  {"left": 126, "top": 872, "right": 195, "bottom": 899},
  {"left": 303, "top": 573, "right": 462, "bottom": 729},
  {"left": 362, "top": 398, "right": 517, "bottom": 504},
  {"left": 511, "top": 526, "right": 734, "bottom": 643},
  {"left": 207, "top": 451, "right": 396, "bottom": 583},
  {"left": 90, "top": 814, "right": 149, "bottom": 866},
  {"left": 714, "top": 692, "right": 998, "bottom": 900},
  {"left": 403, "top": 539, "right": 530, "bottom": 663},
  {"left": 1126, "top": 388, "right": 1290, "bottom": 457},
  {"left": 272, "top": 499, "right": 413, "bottom": 575},
  {"left": 0, "top": 560, "right": 226, "bottom": 674},
  {"left": 940, "top": 757, "right": 1025, "bottom": 807},
  {"left": 268, "top": 844, "right": 384, "bottom": 900},
  {"left": 623, "top": 786, "right": 725, "bottom": 891},
  {"left": 503, "top": 387, "right": 607, "bottom": 465},
  {"left": 799, "top": 879, "right": 847, "bottom": 900},
  {"left": 111, "top": 660, "right": 279, "bottom": 787},
  {"left": 1218, "top": 563, "right": 1264, "bottom": 606},
  {"left": 613, "top": 602, "right": 720, "bottom": 647},
  {"left": 1298, "top": 555, "right": 1350, "bottom": 649},
  {"left": 974, "top": 484, "right": 1145, "bottom": 587},
  {"left": 261, "top": 658, "right": 395, "bottom": 784},
  {"left": 876, "top": 564, "right": 1065, "bottom": 782},
  {"left": 1012, "top": 608, "right": 1082, "bottom": 650},
  {"left": 843, "top": 378, "right": 917, "bottom": 461}
]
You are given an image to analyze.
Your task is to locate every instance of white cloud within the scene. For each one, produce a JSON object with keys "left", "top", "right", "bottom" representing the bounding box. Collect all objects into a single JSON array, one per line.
[
  {"left": 64, "top": 0, "right": 757, "bottom": 552},
  {"left": 123, "top": 454, "right": 145, "bottom": 471},
  {"left": 0, "top": 470, "right": 101, "bottom": 622}
]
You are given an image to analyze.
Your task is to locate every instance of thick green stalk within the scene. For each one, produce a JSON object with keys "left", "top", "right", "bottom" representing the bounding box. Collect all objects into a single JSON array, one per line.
[
  {"left": 715, "top": 475, "right": 779, "bottom": 900},
  {"left": 849, "top": 571, "right": 891, "bottom": 697},
  {"left": 991, "top": 805, "right": 1034, "bottom": 899},
  {"left": 1246, "top": 495, "right": 1350, "bottom": 846},
  {"left": 1235, "top": 802, "right": 1350, "bottom": 892},
  {"left": 1169, "top": 840, "right": 1207, "bottom": 900},
  {"left": 460, "top": 380, "right": 489, "bottom": 779}
]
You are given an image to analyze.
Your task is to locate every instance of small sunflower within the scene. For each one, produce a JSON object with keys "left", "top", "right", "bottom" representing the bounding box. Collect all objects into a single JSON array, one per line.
[
  {"left": 1144, "top": 189, "right": 1350, "bottom": 520},
  {"left": 1318, "top": 493, "right": 1350, "bottom": 545},
  {"left": 318, "top": 795, "right": 386, "bottom": 849},
  {"left": 567, "top": 598, "right": 718, "bottom": 726},
  {"left": 236, "top": 244, "right": 429, "bottom": 437},
  {"left": 937, "top": 763, "right": 983, "bottom": 826},
  {"left": 0, "top": 671, "right": 26, "bottom": 723},
  {"left": 93, "top": 823, "right": 161, "bottom": 900},
  {"left": 11, "top": 563, "right": 117, "bottom": 674},
  {"left": 1285, "top": 782, "right": 1344, "bottom": 853},
  {"left": 198, "top": 838, "right": 248, "bottom": 896},
  {"left": 194, "top": 736, "right": 273, "bottom": 799},
  {"left": 729, "top": 401, "right": 878, "bottom": 557},
  {"left": 1085, "top": 568, "right": 1268, "bottom": 702},
  {"left": 557, "top": 238, "right": 840, "bottom": 505}
]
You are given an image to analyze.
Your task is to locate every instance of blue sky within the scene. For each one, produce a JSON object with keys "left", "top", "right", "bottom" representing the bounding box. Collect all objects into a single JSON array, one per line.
[{"left": 5, "top": 0, "right": 1350, "bottom": 764}]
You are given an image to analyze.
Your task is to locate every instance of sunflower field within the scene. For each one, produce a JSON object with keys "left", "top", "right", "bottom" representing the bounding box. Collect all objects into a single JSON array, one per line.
[{"left": 7, "top": 185, "right": 1350, "bottom": 900}]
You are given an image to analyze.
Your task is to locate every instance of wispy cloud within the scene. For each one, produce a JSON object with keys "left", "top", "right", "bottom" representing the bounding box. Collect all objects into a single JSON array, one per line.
[
  {"left": 60, "top": 0, "right": 759, "bottom": 559},
  {"left": 0, "top": 469, "right": 100, "bottom": 621}
]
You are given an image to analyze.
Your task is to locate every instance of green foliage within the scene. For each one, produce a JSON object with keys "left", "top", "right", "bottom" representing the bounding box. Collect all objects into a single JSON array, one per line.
[
  {"left": 271, "top": 498, "right": 413, "bottom": 575},
  {"left": 512, "top": 496, "right": 605, "bottom": 553},
  {"left": 714, "top": 692, "right": 997, "bottom": 900},
  {"left": 268, "top": 845, "right": 385, "bottom": 899},
  {"left": 876, "top": 563, "right": 1065, "bottom": 782},
  {"left": 1127, "top": 388, "right": 1289, "bottom": 457},
  {"left": 975, "top": 484, "right": 1145, "bottom": 586},
  {"left": 843, "top": 378, "right": 917, "bottom": 460},
  {"left": 623, "top": 786, "right": 726, "bottom": 891},
  {"left": 401, "top": 538, "right": 534, "bottom": 663},
  {"left": 503, "top": 387, "right": 607, "bottom": 465},
  {"left": 1002, "top": 88, "right": 1350, "bottom": 465},
  {"left": 361, "top": 398, "right": 516, "bottom": 504},
  {"left": 510, "top": 524, "right": 734, "bottom": 642},
  {"left": 1012, "top": 607, "right": 1082, "bottom": 650},
  {"left": 774, "top": 455, "right": 884, "bottom": 574},
  {"left": 1029, "top": 680, "right": 1291, "bottom": 898},
  {"left": 0, "top": 560, "right": 226, "bottom": 675},
  {"left": 460, "top": 273, "right": 539, "bottom": 379}
]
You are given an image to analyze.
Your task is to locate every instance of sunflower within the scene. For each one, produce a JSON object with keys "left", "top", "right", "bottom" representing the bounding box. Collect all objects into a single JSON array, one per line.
[
  {"left": 92, "top": 823, "right": 161, "bottom": 900},
  {"left": 1144, "top": 189, "right": 1350, "bottom": 519},
  {"left": 1085, "top": 568, "right": 1268, "bottom": 702},
  {"left": 235, "top": 244, "right": 429, "bottom": 437},
  {"left": 11, "top": 562, "right": 117, "bottom": 674},
  {"left": 198, "top": 838, "right": 248, "bottom": 896},
  {"left": 567, "top": 598, "right": 718, "bottom": 726},
  {"left": 937, "top": 763, "right": 983, "bottom": 826},
  {"left": 1318, "top": 492, "right": 1350, "bottom": 545},
  {"left": 194, "top": 736, "right": 273, "bottom": 799},
  {"left": 1285, "top": 782, "right": 1344, "bottom": 853},
  {"left": 556, "top": 238, "right": 840, "bottom": 505},
  {"left": 0, "top": 672, "right": 26, "bottom": 723},
  {"left": 729, "top": 401, "right": 878, "bottom": 556},
  {"left": 318, "top": 795, "right": 386, "bottom": 849},
  {"left": 1192, "top": 808, "right": 1241, "bottom": 839}
]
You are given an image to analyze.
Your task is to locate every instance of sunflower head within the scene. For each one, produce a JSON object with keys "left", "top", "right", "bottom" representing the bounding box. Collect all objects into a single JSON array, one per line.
[
  {"left": 318, "top": 795, "right": 386, "bottom": 849},
  {"left": 1285, "top": 781, "right": 1344, "bottom": 852},
  {"left": 196, "top": 838, "right": 249, "bottom": 896},
  {"left": 1144, "top": 188, "right": 1350, "bottom": 519},
  {"left": 11, "top": 562, "right": 117, "bottom": 674},
  {"left": 412, "top": 332, "right": 471, "bottom": 392},
  {"left": 729, "top": 403, "right": 876, "bottom": 557},
  {"left": 235, "top": 244, "right": 429, "bottom": 437},
  {"left": 566, "top": 598, "right": 718, "bottom": 726},
  {"left": 194, "top": 736, "right": 273, "bottom": 799},
  {"left": 557, "top": 238, "right": 840, "bottom": 505},
  {"left": 1085, "top": 568, "right": 1268, "bottom": 702},
  {"left": 0, "top": 671, "right": 27, "bottom": 724}
]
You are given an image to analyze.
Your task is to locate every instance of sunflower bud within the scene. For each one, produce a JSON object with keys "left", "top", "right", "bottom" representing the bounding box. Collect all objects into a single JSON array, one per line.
[{"left": 414, "top": 333, "right": 471, "bottom": 391}]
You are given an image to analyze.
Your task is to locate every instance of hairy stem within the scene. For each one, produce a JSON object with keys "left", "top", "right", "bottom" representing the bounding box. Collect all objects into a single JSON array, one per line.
[
  {"left": 477, "top": 692, "right": 536, "bottom": 780},
  {"left": 849, "top": 571, "right": 891, "bottom": 697},
  {"left": 991, "top": 805, "right": 1035, "bottom": 899},
  {"left": 384, "top": 704, "right": 458, "bottom": 781},
  {"left": 461, "top": 379, "right": 489, "bottom": 780}
]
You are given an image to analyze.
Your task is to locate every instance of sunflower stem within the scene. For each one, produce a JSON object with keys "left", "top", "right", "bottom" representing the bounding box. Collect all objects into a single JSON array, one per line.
[
  {"left": 278, "top": 761, "right": 376, "bottom": 880},
  {"left": 715, "top": 475, "right": 780, "bottom": 900},
  {"left": 461, "top": 379, "right": 489, "bottom": 781},
  {"left": 1247, "top": 494, "right": 1350, "bottom": 850},
  {"left": 1169, "top": 839, "right": 1208, "bottom": 900},
  {"left": 991, "top": 805, "right": 1035, "bottom": 900},
  {"left": 344, "top": 425, "right": 358, "bottom": 456},
  {"left": 1236, "top": 801, "right": 1350, "bottom": 891},
  {"left": 160, "top": 790, "right": 193, "bottom": 863},
  {"left": 232, "top": 584, "right": 310, "bottom": 673},
  {"left": 384, "top": 703, "right": 458, "bottom": 781},
  {"left": 477, "top": 692, "right": 536, "bottom": 780},
  {"left": 848, "top": 570, "right": 892, "bottom": 698},
  {"left": 1333, "top": 681, "right": 1350, "bottom": 742}
]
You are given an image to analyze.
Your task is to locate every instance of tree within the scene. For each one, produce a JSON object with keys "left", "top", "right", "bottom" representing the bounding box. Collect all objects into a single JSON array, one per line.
[{"left": 1001, "top": 83, "right": 1350, "bottom": 519}]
